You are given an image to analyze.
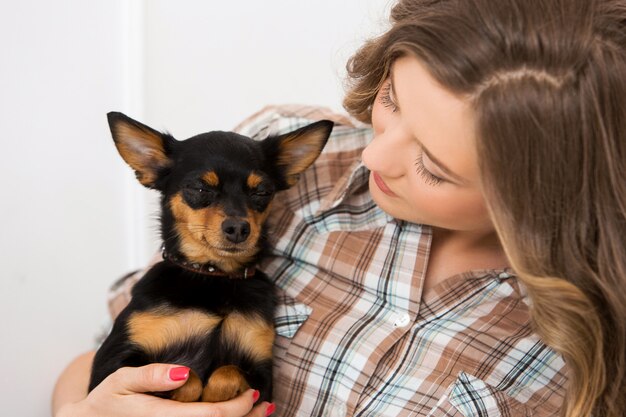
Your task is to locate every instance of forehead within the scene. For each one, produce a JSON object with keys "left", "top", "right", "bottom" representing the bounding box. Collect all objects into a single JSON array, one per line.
[
  {"left": 392, "top": 56, "right": 480, "bottom": 181},
  {"left": 174, "top": 132, "right": 265, "bottom": 181}
]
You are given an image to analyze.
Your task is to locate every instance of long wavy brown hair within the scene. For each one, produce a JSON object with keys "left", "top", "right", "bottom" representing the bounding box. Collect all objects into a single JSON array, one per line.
[{"left": 344, "top": 1, "right": 626, "bottom": 416}]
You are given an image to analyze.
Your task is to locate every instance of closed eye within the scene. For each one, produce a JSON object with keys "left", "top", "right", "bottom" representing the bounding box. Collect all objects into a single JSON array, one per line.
[
  {"left": 252, "top": 190, "right": 271, "bottom": 197},
  {"left": 182, "top": 182, "right": 219, "bottom": 208},
  {"left": 415, "top": 151, "right": 445, "bottom": 186},
  {"left": 188, "top": 186, "right": 216, "bottom": 196}
]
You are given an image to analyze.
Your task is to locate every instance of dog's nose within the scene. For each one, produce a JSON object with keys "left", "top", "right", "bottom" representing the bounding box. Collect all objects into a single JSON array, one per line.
[{"left": 221, "top": 219, "right": 251, "bottom": 244}]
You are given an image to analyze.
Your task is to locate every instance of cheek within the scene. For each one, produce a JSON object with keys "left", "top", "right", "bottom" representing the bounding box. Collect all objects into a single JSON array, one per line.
[
  {"left": 409, "top": 185, "right": 493, "bottom": 230},
  {"left": 169, "top": 193, "right": 225, "bottom": 241}
]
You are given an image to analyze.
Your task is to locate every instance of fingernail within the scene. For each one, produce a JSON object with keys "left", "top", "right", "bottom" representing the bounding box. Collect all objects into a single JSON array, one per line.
[
  {"left": 266, "top": 403, "right": 276, "bottom": 416},
  {"left": 169, "top": 366, "right": 190, "bottom": 381},
  {"left": 252, "top": 390, "right": 260, "bottom": 402}
]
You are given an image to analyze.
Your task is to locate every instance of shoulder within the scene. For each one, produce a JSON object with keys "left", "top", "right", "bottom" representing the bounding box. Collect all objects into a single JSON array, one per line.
[
  {"left": 237, "top": 105, "right": 374, "bottom": 214},
  {"left": 234, "top": 104, "right": 373, "bottom": 154}
]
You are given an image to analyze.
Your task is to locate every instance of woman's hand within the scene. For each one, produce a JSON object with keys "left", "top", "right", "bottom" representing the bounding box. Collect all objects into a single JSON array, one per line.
[{"left": 54, "top": 362, "right": 273, "bottom": 417}]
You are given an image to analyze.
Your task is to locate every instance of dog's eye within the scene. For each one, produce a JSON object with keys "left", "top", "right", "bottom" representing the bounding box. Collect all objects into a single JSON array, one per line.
[
  {"left": 249, "top": 188, "right": 273, "bottom": 212},
  {"left": 189, "top": 186, "right": 213, "bottom": 195},
  {"left": 250, "top": 189, "right": 273, "bottom": 201},
  {"left": 252, "top": 190, "right": 271, "bottom": 197},
  {"left": 182, "top": 184, "right": 218, "bottom": 208},
  {"left": 198, "top": 188, "right": 217, "bottom": 198}
]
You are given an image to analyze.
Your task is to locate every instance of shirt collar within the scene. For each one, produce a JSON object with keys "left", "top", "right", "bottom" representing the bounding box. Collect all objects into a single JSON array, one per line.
[{"left": 316, "top": 161, "right": 369, "bottom": 213}]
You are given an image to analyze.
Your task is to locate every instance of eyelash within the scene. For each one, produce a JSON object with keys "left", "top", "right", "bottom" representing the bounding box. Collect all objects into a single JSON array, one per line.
[
  {"left": 379, "top": 82, "right": 399, "bottom": 113},
  {"left": 415, "top": 151, "right": 445, "bottom": 186}
]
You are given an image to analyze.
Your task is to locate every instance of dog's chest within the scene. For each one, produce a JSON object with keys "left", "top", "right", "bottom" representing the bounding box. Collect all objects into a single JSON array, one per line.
[
  {"left": 126, "top": 306, "right": 274, "bottom": 361},
  {"left": 125, "top": 263, "right": 276, "bottom": 361}
]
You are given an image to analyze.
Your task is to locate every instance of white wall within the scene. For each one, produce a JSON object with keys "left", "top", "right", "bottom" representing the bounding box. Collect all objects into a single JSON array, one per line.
[
  {"left": 0, "top": 1, "right": 130, "bottom": 416},
  {"left": 0, "top": 1, "right": 390, "bottom": 415}
]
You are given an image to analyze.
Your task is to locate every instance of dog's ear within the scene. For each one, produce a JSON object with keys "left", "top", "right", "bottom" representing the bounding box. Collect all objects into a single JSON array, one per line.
[
  {"left": 107, "top": 112, "right": 175, "bottom": 189},
  {"left": 262, "top": 120, "right": 333, "bottom": 189}
]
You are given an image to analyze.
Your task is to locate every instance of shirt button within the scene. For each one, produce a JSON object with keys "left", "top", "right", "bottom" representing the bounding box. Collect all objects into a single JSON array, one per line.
[
  {"left": 497, "top": 271, "right": 511, "bottom": 282},
  {"left": 393, "top": 313, "right": 411, "bottom": 328}
]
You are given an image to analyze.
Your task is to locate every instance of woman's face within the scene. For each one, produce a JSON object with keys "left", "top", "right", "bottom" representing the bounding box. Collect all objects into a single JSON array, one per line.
[{"left": 362, "top": 55, "right": 494, "bottom": 235}]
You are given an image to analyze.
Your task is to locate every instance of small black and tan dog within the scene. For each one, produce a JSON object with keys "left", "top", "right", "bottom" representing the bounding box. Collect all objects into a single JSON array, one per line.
[{"left": 88, "top": 112, "right": 333, "bottom": 403}]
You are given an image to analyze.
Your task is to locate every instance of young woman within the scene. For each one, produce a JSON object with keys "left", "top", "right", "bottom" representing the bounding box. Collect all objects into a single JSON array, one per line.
[{"left": 52, "top": 0, "right": 625, "bottom": 416}]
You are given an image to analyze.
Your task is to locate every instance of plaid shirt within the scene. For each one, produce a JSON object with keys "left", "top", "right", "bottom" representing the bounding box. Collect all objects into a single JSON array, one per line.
[{"left": 108, "top": 105, "right": 568, "bottom": 417}]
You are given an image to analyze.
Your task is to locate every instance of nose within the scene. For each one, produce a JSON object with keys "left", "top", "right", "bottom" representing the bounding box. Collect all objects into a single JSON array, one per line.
[
  {"left": 221, "top": 218, "right": 251, "bottom": 243},
  {"left": 362, "top": 127, "right": 410, "bottom": 177}
]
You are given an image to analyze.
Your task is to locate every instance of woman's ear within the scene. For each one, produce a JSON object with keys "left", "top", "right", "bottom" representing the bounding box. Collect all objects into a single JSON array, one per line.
[
  {"left": 262, "top": 120, "right": 334, "bottom": 188},
  {"left": 107, "top": 112, "right": 174, "bottom": 189}
]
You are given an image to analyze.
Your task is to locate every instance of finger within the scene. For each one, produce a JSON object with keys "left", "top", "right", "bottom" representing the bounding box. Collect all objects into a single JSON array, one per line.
[
  {"left": 105, "top": 364, "right": 191, "bottom": 395},
  {"left": 157, "top": 388, "right": 258, "bottom": 417},
  {"left": 244, "top": 402, "right": 276, "bottom": 417}
]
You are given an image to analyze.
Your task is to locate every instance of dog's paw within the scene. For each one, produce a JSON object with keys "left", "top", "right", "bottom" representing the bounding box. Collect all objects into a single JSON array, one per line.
[
  {"left": 201, "top": 365, "right": 250, "bottom": 402},
  {"left": 170, "top": 369, "right": 203, "bottom": 402}
]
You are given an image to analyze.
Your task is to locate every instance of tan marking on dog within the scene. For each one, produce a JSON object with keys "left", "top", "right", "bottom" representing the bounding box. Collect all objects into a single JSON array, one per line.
[
  {"left": 113, "top": 123, "right": 171, "bottom": 187},
  {"left": 170, "top": 369, "right": 203, "bottom": 402},
  {"left": 127, "top": 307, "right": 221, "bottom": 354},
  {"left": 246, "top": 172, "right": 263, "bottom": 189},
  {"left": 169, "top": 193, "right": 261, "bottom": 273},
  {"left": 202, "top": 171, "right": 219, "bottom": 187},
  {"left": 221, "top": 313, "right": 275, "bottom": 361},
  {"left": 201, "top": 365, "right": 250, "bottom": 402}
]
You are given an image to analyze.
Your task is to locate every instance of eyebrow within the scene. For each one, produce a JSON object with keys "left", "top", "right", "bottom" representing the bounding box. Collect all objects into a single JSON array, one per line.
[{"left": 389, "top": 68, "right": 469, "bottom": 185}]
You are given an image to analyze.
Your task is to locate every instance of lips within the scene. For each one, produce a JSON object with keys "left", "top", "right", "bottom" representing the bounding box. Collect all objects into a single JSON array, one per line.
[{"left": 372, "top": 172, "right": 397, "bottom": 197}]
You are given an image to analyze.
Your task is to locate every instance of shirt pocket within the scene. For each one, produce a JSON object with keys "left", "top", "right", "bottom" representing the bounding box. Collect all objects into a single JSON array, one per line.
[
  {"left": 272, "top": 288, "right": 312, "bottom": 361},
  {"left": 427, "top": 372, "right": 533, "bottom": 417},
  {"left": 274, "top": 289, "right": 312, "bottom": 338}
]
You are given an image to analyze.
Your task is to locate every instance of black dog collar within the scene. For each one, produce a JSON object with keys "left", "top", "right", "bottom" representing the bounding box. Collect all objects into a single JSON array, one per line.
[{"left": 161, "top": 246, "right": 256, "bottom": 279}]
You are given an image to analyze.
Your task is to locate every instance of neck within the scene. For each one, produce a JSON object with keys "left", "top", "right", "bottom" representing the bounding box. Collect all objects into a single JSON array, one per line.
[
  {"left": 431, "top": 227, "right": 507, "bottom": 262},
  {"left": 161, "top": 246, "right": 256, "bottom": 279}
]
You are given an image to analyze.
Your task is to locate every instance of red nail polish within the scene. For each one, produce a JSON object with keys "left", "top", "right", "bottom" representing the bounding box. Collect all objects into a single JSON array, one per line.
[
  {"left": 266, "top": 403, "right": 276, "bottom": 416},
  {"left": 169, "top": 366, "right": 190, "bottom": 381},
  {"left": 252, "top": 390, "right": 260, "bottom": 402}
]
